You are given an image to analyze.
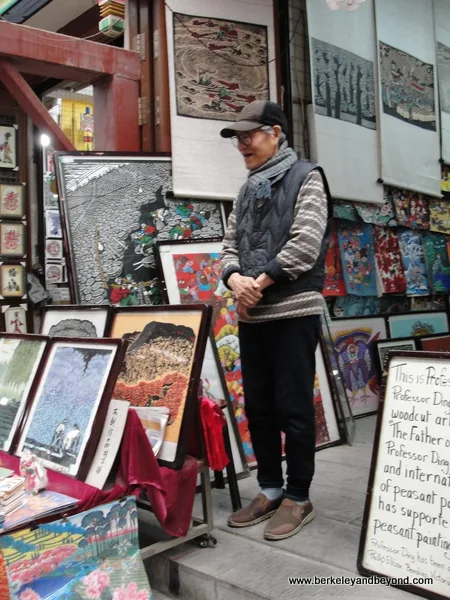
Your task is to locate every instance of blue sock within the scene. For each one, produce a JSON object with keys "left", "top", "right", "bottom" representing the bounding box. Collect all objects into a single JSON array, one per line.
[
  {"left": 285, "top": 493, "right": 309, "bottom": 505},
  {"left": 261, "top": 487, "right": 283, "bottom": 501}
]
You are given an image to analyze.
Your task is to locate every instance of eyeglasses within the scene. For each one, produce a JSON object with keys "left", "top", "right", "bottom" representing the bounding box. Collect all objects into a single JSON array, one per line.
[{"left": 230, "top": 126, "right": 274, "bottom": 148}]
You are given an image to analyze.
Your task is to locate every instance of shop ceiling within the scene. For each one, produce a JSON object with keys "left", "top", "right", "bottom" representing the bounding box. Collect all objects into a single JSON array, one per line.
[{"left": 0, "top": 0, "right": 94, "bottom": 30}]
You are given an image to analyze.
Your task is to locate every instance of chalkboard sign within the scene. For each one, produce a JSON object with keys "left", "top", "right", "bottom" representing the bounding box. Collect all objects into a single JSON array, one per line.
[{"left": 358, "top": 351, "right": 450, "bottom": 599}]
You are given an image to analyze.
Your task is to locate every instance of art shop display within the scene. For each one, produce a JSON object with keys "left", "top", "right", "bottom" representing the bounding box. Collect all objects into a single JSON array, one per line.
[
  {"left": 358, "top": 351, "right": 450, "bottom": 598},
  {"left": 165, "top": 0, "right": 277, "bottom": 200},
  {"left": 55, "top": 153, "right": 224, "bottom": 305},
  {"left": 0, "top": 335, "right": 47, "bottom": 452},
  {"left": 417, "top": 333, "right": 450, "bottom": 352},
  {"left": 337, "top": 222, "right": 377, "bottom": 296},
  {"left": 0, "top": 184, "right": 24, "bottom": 219},
  {"left": 0, "top": 125, "right": 17, "bottom": 170},
  {"left": 374, "top": 337, "right": 417, "bottom": 376},
  {"left": 108, "top": 305, "right": 210, "bottom": 468},
  {"left": 387, "top": 311, "right": 449, "bottom": 338},
  {"left": 0, "top": 497, "right": 153, "bottom": 600},
  {"left": 397, "top": 229, "right": 430, "bottom": 296},
  {"left": 16, "top": 339, "right": 126, "bottom": 479},
  {"left": 328, "top": 317, "right": 387, "bottom": 417},
  {"left": 0, "top": 263, "right": 25, "bottom": 298},
  {"left": 0, "top": 222, "right": 25, "bottom": 257},
  {"left": 3, "top": 305, "right": 27, "bottom": 334},
  {"left": 40, "top": 306, "right": 110, "bottom": 338}
]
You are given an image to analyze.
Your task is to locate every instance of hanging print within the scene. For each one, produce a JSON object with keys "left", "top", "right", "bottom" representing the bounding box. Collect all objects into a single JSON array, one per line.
[
  {"left": 355, "top": 197, "right": 397, "bottom": 227},
  {"left": 0, "top": 184, "right": 24, "bottom": 219},
  {"left": 0, "top": 222, "right": 25, "bottom": 256},
  {"left": 0, "top": 125, "right": 16, "bottom": 169},
  {"left": 324, "top": 226, "right": 346, "bottom": 297},
  {"left": 0, "top": 263, "right": 25, "bottom": 298},
  {"left": 391, "top": 187, "right": 430, "bottom": 230},
  {"left": 397, "top": 229, "right": 430, "bottom": 296},
  {"left": 337, "top": 222, "right": 377, "bottom": 296},
  {"left": 422, "top": 231, "right": 450, "bottom": 293},
  {"left": 429, "top": 199, "right": 450, "bottom": 234},
  {"left": 373, "top": 226, "right": 407, "bottom": 294},
  {"left": 3, "top": 305, "right": 27, "bottom": 334}
]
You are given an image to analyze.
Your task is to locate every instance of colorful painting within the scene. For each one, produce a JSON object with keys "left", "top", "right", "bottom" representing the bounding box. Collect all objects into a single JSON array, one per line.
[
  {"left": 0, "top": 125, "right": 17, "bottom": 169},
  {"left": 314, "top": 345, "right": 341, "bottom": 447},
  {"left": 373, "top": 226, "right": 407, "bottom": 294},
  {"left": 56, "top": 155, "right": 224, "bottom": 306},
  {"left": 17, "top": 342, "right": 119, "bottom": 477},
  {"left": 375, "top": 338, "right": 417, "bottom": 373},
  {"left": 0, "top": 497, "right": 153, "bottom": 600},
  {"left": 0, "top": 185, "right": 23, "bottom": 219},
  {"left": 333, "top": 200, "right": 358, "bottom": 221},
  {"left": 422, "top": 231, "right": 450, "bottom": 293},
  {"left": 45, "top": 239, "right": 63, "bottom": 260},
  {"left": 388, "top": 311, "right": 449, "bottom": 338},
  {"left": 3, "top": 305, "right": 27, "bottom": 334},
  {"left": 442, "top": 164, "right": 450, "bottom": 193},
  {"left": 109, "top": 308, "right": 206, "bottom": 467},
  {"left": 0, "top": 337, "right": 46, "bottom": 452},
  {"left": 324, "top": 226, "right": 346, "bottom": 297},
  {"left": 0, "top": 263, "right": 25, "bottom": 298},
  {"left": 45, "top": 209, "right": 63, "bottom": 239},
  {"left": 379, "top": 42, "right": 436, "bottom": 131},
  {"left": 173, "top": 12, "right": 269, "bottom": 121},
  {"left": 337, "top": 222, "right": 377, "bottom": 296},
  {"left": 437, "top": 42, "right": 450, "bottom": 115},
  {"left": 410, "top": 295, "right": 446, "bottom": 312},
  {"left": 329, "top": 317, "right": 387, "bottom": 417},
  {"left": 311, "top": 38, "right": 376, "bottom": 129},
  {"left": 355, "top": 197, "right": 397, "bottom": 227},
  {"left": 40, "top": 307, "right": 110, "bottom": 338},
  {"left": 397, "top": 229, "right": 430, "bottom": 296},
  {"left": 419, "top": 334, "right": 450, "bottom": 352},
  {"left": 332, "top": 296, "right": 380, "bottom": 318},
  {"left": 390, "top": 186, "right": 430, "bottom": 229},
  {"left": 429, "top": 199, "right": 450, "bottom": 234},
  {"left": 0, "top": 222, "right": 25, "bottom": 256}
]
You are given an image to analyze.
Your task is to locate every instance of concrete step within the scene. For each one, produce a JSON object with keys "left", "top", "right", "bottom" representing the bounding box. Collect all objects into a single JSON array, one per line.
[{"left": 153, "top": 592, "right": 173, "bottom": 600}]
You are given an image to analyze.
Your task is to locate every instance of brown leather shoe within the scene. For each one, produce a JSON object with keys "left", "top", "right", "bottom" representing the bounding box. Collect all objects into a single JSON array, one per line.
[
  {"left": 264, "top": 498, "right": 315, "bottom": 540},
  {"left": 227, "top": 493, "right": 283, "bottom": 528}
]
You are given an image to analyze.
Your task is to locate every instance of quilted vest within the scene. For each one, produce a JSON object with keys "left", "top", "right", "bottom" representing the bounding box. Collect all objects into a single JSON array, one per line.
[{"left": 235, "top": 160, "right": 333, "bottom": 304}]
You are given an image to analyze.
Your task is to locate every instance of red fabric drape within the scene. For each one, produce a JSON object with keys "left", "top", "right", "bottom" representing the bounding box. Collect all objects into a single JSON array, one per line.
[{"left": 200, "top": 397, "right": 229, "bottom": 472}]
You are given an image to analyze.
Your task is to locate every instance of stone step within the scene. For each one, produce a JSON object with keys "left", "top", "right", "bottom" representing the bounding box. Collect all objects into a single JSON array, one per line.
[{"left": 153, "top": 592, "right": 173, "bottom": 600}]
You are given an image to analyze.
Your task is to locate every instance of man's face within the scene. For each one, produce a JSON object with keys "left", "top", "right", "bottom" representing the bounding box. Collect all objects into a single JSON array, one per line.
[{"left": 237, "top": 127, "right": 280, "bottom": 170}]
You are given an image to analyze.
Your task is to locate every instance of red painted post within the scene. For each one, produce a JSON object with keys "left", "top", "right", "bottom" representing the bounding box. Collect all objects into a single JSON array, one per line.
[{"left": 94, "top": 75, "right": 141, "bottom": 151}]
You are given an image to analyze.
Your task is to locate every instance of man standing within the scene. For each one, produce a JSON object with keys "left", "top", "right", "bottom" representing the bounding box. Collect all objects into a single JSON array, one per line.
[{"left": 220, "top": 100, "right": 332, "bottom": 541}]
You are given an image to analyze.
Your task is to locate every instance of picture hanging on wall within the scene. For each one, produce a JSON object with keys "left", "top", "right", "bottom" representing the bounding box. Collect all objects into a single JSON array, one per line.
[
  {"left": 3, "top": 305, "right": 27, "bottom": 334},
  {"left": 0, "top": 185, "right": 24, "bottom": 219},
  {"left": 45, "top": 239, "right": 63, "bottom": 260},
  {"left": 45, "top": 209, "right": 62, "bottom": 239},
  {"left": 55, "top": 153, "right": 225, "bottom": 306},
  {"left": 417, "top": 333, "right": 450, "bottom": 352},
  {"left": 0, "top": 334, "right": 48, "bottom": 452},
  {"left": 387, "top": 311, "right": 449, "bottom": 338},
  {"left": 328, "top": 317, "right": 387, "bottom": 417},
  {"left": 0, "top": 125, "right": 17, "bottom": 170},
  {"left": 16, "top": 339, "right": 126, "bottom": 479},
  {"left": 0, "top": 263, "right": 25, "bottom": 298},
  {"left": 172, "top": 12, "right": 269, "bottom": 122},
  {"left": 45, "top": 262, "right": 65, "bottom": 285},
  {"left": 40, "top": 306, "right": 110, "bottom": 338},
  {"left": 437, "top": 41, "right": 450, "bottom": 115},
  {"left": 0, "top": 222, "right": 25, "bottom": 257},
  {"left": 108, "top": 305, "right": 211, "bottom": 468}
]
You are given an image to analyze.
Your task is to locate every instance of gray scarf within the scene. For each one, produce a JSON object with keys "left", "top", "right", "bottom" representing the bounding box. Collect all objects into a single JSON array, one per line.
[{"left": 238, "top": 141, "right": 298, "bottom": 208}]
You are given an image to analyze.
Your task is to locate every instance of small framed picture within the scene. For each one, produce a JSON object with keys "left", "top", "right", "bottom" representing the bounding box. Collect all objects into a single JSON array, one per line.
[
  {"left": 45, "top": 239, "right": 63, "bottom": 260},
  {"left": 45, "top": 262, "right": 65, "bottom": 284},
  {"left": 387, "top": 311, "right": 449, "bottom": 338},
  {"left": 0, "top": 222, "right": 25, "bottom": 257},
  {"left": 418, "top": 333, "right": 450, "bottom": 352},
  {"left": 45, "top": 209, "right": 62, "bottom": 239},
  {"left": 0, "top": 185, "right": 24, "bottom": 219},
  {"left": 0, "top": 125, "right": 17, "bottom": 170},
  {"left": 374, "top": 337, "right": 418, "bottom": 377},
  {"left": 3, "top": 305, "right": 27, "bottom": 334},
  {"left": 0, "top": 264, "right": 25, "bottom": 298}
]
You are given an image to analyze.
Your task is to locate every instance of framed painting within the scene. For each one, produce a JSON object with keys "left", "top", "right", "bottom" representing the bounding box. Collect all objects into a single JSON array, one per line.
[
  {"left": 40, "top": 306, "right": 110, "bottom": 338},
  {"left": 387, "top": 311, "right": 449, "bottom": 338},
  {"left": 314, "top": 342, "right": 342, "bottom": 448},
  {"left": 374, "top": 337, "right": 418, "bottom": 378},
  {"left": 45, "top": 239, "right": 63, "bottom": 260},
  {"left": 0, "top": 185, "right": 24, "bottom": 219},
  {"left": 54, "top": 152, "right": 225, "bottom": 306},
  {"left": 417, "top": 333, "right": 450, "bottom": 352},
  {"left": 0, "top": 334, "right": 48, "bottom": 453},
  {"left": 328, "top": 317, "right": 387, "bottom": 417},
  {"left": 0, "top": 125, "right": 17, "bottom": 170},
  {"left": 15, "top": 338, "right": 127, "bottom": 480},
  {"left": 0, "top": 222, "right": 25, "bottom": 257},
  {"left": 107, "top": 305, "right": 211, "bottom": 468},
  {"left": 45, "top": 209, "right": 62, "bottom": 239},
  {"left": 0, "top": 263, "right": 25, "bottom": 298},
  {"left": 156, "top": 239, "right": 255, "bottom": 465},
  {"left": 45, "top": 262, "right": 65, "bottom": 284},
  {"left": 3, "top": 305, "right": 27, "bottom": 334}
]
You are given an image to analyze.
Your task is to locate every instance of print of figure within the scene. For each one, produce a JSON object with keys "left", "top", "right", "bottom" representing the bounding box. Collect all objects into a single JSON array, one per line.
[
  {"left": 51, "top": 419, "right": 67, "bottom": 450},
  {"left": 0, "top": 132, "right": 13, "bottom": 164},
  {"left": 10, "top": 311, "right": 24, "bottom": 334}
]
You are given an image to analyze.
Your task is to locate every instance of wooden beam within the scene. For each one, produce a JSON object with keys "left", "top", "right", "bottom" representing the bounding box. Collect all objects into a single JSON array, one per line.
[
  {"left": 139, "top": 0, "right": 154, "bottom": 151},
  {"left": 0, "top": 20, "right": 140, "bottom": 83},
  {"left": 0, "top": 59, "right": 75, "bottom": 151},
  {"left": 152, "top": 0, "right": 171, "bottom": 152}
]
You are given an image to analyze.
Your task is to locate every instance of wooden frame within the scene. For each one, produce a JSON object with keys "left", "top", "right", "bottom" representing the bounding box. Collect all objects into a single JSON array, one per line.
[
  {"left": 39, "top": 305, "right": 111, "bottom": 338},
  {"left": 358, "top": 350, "right": 450, "bottom": 598},
  {"left": 374, "top": 337, "right": 418, "bottom": 379},
  {"left": 417, "top": 332, "right": 450, "bottom": 352},
  {"left": 2, "top": 304, "right": 27, "bottom": 334},
  {"left": 387, "top": 311, "right": 450, "bottom": 339},
  {"left": 0, "top": 184, "right": 24, "bottom": 219},
  {"left": 0, "top": 333, "right": 49, "bottom": 453},
  {"left": 107, "top": 304, "right": 212, "bottom": 469},
  {"left": 0, "top": 262, "right": 25, "bottom": 298},
  {"left": 14, "top": 337, "right": 128, "bottom": 481},
  {"left": 0, "top": 221, "right": 25, "bottom": 257}
]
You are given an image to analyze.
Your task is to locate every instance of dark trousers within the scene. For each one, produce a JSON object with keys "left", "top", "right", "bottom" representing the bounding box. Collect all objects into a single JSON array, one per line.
[{"left": 239, "top": 315, "right": 320, "bottom": 499}]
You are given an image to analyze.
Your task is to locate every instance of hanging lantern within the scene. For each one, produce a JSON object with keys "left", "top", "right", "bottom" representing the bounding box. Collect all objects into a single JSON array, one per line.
[
  {"left": 98, "top": 0, "right": 125, "bottom": 37},
  {"left": 80, "top": 107, "right": 94, "bottom": 145},
  {"left": 327, "top": 0, "right": 366, "bottom": 11}
]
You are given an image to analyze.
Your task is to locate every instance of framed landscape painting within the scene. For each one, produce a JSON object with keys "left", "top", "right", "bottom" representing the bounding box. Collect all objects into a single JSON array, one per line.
[
  {"left": 0, "top": 334, "right": 48, "bottom": 452},
  {"left": 40, "top": 306, "right": 110, "bottom": 338},
  {"left": 108, "top": 305, "right": 211, "bottom": 468},
  {"left": 16, "top": 339, "right": 126, "bottom": 480}
]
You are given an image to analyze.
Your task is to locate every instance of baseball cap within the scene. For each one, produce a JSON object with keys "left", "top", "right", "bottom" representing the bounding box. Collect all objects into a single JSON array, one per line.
[{"left": 220, "top": 100, "right": 288, "bottom": 138}]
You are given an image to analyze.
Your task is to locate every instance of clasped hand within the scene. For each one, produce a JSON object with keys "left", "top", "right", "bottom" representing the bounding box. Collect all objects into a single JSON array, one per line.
[{"left": 228, "top": 273, "right": 273, "bottom": 319}]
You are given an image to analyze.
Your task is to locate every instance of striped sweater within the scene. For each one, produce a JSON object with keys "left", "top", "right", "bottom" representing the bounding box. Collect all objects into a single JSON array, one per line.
[{"left": 221, "top": 169, "right": 328, "bottom": 323}]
